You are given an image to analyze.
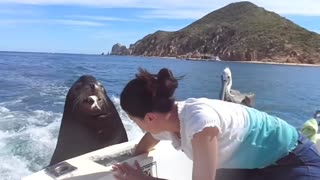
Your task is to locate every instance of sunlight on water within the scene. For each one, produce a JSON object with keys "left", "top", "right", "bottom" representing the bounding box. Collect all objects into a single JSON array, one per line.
[{"left": 0, "top": 52, "right": 319, "bottom": 180}]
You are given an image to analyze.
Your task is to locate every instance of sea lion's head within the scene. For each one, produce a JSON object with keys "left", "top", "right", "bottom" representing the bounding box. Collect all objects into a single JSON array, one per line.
[{"left": 65, "top": 75, "right": 108, "bottom": 116}]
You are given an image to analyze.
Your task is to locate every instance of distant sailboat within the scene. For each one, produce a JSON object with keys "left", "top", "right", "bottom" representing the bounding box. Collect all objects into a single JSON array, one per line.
[{"left": 209, "top": 55, "right": 221, "bottom": 61}]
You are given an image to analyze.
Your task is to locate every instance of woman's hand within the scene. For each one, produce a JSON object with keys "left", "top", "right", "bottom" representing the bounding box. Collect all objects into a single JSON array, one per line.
[
  {"left": 134, "top": 132, "right": 160, "bottom": 156},
  {"left": 112, "top": 161, "right": 151, "bottom": 180}
]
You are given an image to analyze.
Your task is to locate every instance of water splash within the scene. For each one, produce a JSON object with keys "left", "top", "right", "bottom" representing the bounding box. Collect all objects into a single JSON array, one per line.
[
  {"left": 0, "top": 96, "right": 142, "bottom": 180},
  {"left": 0, "top": 106, "right": 61, "bottom": 179},
  {"left": 111, "top": 96, "right": 144, "bottom": 141}
]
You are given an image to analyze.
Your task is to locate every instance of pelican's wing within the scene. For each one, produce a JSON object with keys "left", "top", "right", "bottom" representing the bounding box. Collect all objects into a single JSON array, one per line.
[
  {"left": 241, "top": 94, "right": 255, "bottom": 107},
  {"left": 227, "top": 89, "right": 245, "bottom": 104},
  {"left": 228, "top": 89, "right": 255, "bottom": 107}
]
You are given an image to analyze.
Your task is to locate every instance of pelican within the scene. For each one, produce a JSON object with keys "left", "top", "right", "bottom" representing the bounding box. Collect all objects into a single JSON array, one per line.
[{"left": 219, "top": 67, "right": 256, "bottom": 107}]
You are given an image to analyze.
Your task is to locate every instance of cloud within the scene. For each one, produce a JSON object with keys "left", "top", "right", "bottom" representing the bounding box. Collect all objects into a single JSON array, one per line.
[
  {"left": 53, "top": 19, "right": 105, "bottom": 26},
  {"left": 0, "top": 18, "right": 106, "bottom": 26},
  {"left": 0, "top": 8, "right": 38, "bottom": 15},
  {"left": 1, "top": 0, "right": 320, "bottom": 20},
  {"left": 0, "top": 19, "right": 42, "bottom": 25},
  {"left": 92, "top": 30, "right": 137, "bottom": 39},
  {"left": 139, "top": 9, "right": 211, "bottom": 20},
  {"left": 257, "top": 0, "right": 320, "bottom": 16},
  {"left": 0, "top": 9, "right": 18, "bottom": 14},
  {"left": 67, "top": 15, "right": 131, "bottom": 22}
]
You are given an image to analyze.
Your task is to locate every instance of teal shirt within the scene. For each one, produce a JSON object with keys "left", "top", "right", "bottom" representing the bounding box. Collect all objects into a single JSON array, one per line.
[{"left": 221, "top": 107, "right": 298, "bottom": 168}]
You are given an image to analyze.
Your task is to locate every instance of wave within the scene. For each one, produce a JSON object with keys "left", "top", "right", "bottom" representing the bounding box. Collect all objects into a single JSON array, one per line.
[
  {"left": 0, "top": 105, "right": 61, "bottom": 180},
  {"left": 0, "top": 96, "right": 142, "bottom": 180},
  {"left": 111, "top": 96, "right": 144, "bottom": 141}
]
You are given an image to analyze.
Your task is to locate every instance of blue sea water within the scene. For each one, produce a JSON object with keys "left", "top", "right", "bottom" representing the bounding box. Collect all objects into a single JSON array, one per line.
[{"left": 0, "top": 51, "right": 319, "bottom": 179}]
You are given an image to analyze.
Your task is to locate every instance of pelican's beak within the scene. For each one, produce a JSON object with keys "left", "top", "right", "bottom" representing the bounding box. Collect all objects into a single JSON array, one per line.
[{"left": 220, "top": 75, "right": 228, "bottom": 100}]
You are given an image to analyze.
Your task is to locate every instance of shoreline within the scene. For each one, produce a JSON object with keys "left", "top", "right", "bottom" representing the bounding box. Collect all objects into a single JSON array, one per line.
[
  {"left": 152, "top": 56, "right": 320, "bottom": 67},
  {"left": 232, "top": 60, "right": 320, "bottom": 67}
]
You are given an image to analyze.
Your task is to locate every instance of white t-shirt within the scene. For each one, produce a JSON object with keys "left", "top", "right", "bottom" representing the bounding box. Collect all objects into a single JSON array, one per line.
[{"left": 152, "top": 98, "right": 298, "bottom": 169}]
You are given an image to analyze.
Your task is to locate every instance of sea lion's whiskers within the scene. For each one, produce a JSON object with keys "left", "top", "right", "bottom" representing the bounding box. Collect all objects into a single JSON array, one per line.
[
  {"left": 73, "top": 96, "right": 82, "bottom": 111},
  {"left": 100, "top": 94, "right": 108, "bottom": 109}
]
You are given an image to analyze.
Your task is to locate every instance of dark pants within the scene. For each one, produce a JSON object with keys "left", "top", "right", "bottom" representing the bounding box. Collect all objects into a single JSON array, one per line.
[{"left": 216, "top": 134, "right": 320, "bottom": 180}]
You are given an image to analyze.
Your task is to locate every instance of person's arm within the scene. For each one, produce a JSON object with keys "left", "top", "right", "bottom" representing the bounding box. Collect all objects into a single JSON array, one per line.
[
  {"left": 113, "top": 161, "right": 167, "bottom": 180},
  {"left": 191, "top": 127, "right": 219, "bottom": 180},
  {"left": 134, "top": 132, "right": 160, "bottom": 156},
  {"left": 113, "top": 133, "right": 163, "bottom": 179}
]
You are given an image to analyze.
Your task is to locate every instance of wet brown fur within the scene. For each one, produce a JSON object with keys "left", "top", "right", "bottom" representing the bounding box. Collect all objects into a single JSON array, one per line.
[{"left": 49, "top": 75, "right": 128, "bottom": 165}]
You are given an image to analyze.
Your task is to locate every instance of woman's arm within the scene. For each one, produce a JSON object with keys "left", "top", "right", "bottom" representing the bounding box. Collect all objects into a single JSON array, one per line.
[
  {"left": 134, "top": 132, "right": 160, "bottom": 155},
  {"left": 113, "top": 161, "right": 167, "bottom": 180},
  {"left": 191, "top": 127, "right": 219, "bottom": 180},
  {"left": 113, "top": 133, "right": 163, "bottom": 180}
]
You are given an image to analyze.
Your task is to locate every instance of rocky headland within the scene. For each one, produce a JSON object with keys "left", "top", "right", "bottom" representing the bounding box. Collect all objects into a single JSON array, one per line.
[{"left": 111, "top": 1, "right": 320, "bottom": 64}]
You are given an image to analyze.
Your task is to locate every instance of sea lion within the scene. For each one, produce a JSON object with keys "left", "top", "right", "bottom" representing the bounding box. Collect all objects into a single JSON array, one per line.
[{"left": 49, "top": 75, "right": 128, "bottom": 166}]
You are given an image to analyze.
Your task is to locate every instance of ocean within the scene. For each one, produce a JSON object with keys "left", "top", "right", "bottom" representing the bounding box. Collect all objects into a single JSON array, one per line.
[{"left": 0, "top": 51, "right": 319, "bottom": 180}]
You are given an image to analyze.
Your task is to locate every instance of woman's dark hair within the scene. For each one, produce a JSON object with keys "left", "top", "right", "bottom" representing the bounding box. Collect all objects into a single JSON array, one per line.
[{"left": 120, "top": 68, "right": 178, "bottom": 119}]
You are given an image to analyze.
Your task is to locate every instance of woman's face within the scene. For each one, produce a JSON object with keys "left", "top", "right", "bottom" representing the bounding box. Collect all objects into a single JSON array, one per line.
[
  {"left": 127, "top": 113, "right": 163, "bottom": 134},
  {"left": 127, "top": 114, "right": 148, "bottom": 132}
]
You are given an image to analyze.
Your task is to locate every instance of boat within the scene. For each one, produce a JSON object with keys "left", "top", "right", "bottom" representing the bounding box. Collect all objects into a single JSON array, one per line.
[
  {"left": 23, "top": 113, "right": 320, "bottom": 180},
  {"left": 22, "top": 141, "right": 193, "bottom": 180},
  {"left": 215, "top": 56, "right": 221, "bottom": 61},
  {"left": 22, "top": 66, "right": 320, "bottom": 179}
]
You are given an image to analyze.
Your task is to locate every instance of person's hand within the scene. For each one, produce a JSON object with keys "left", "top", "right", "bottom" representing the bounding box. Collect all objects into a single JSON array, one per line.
[
  {"left": 133, "top": 132, "right": 160, "bottom": 156},
  {"left": 112, "top": 160, "right": 151, "bottom": 180}
]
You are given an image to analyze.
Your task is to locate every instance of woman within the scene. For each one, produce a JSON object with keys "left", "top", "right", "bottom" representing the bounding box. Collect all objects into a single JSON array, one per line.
[{"left": 113, "top": 68, "right": 320, "bottom": 180}]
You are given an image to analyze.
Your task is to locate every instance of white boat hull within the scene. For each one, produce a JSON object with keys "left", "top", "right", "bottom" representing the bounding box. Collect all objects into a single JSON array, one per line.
[
  {"left": 22, "top": 141, "right": 192, "bottom": 180},
  {"left": 22, "top": 134, "right": 320, "bottom": 180}
]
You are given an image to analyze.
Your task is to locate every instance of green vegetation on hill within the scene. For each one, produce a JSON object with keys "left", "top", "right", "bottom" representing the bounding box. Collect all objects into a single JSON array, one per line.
[{"left": 112, "top": 1, "right": 320, "bottom": 64}]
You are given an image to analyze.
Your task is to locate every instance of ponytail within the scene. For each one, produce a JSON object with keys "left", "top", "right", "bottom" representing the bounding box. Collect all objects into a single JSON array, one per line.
[{"left": 120, "top": 68, "right": 179, "bottom": 119}]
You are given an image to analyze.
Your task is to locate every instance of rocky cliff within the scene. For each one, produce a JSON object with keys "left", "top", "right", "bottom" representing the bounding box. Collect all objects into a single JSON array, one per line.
[
  {"left": 111, "top": 2, "right": 320, "bottom": 64},
  {"left": 110, "top": 43, "right": 131, "bottom": 55}
]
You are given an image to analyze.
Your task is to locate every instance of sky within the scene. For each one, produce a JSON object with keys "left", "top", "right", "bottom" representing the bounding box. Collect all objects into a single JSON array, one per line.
[{"left": 0, "top": 0, "right": 319, "bottom": 54}]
